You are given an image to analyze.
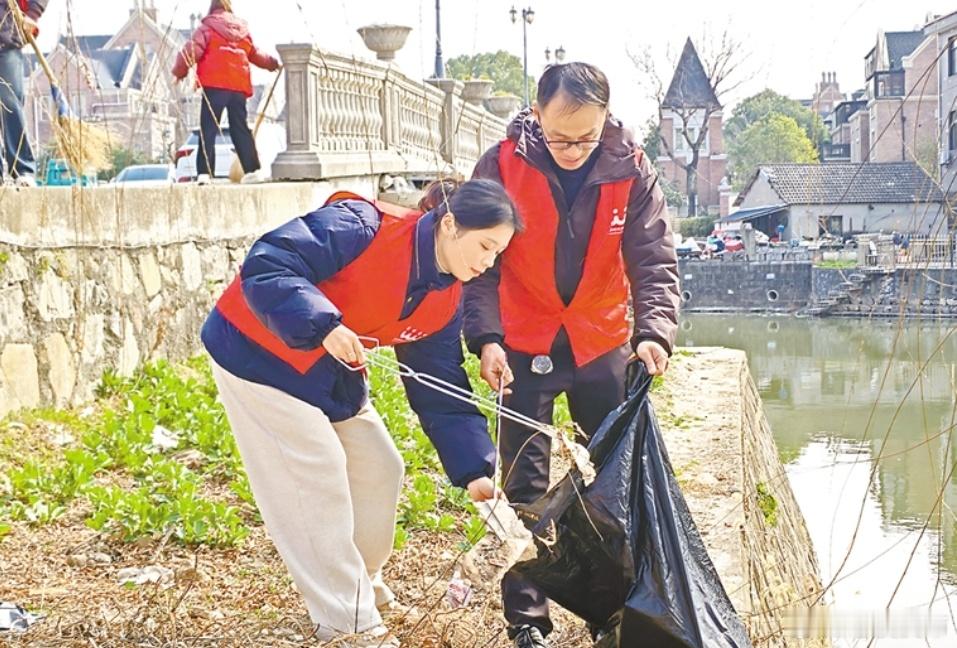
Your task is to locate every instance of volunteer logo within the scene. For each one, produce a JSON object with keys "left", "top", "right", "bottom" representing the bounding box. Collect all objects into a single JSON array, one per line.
[
  {"left": 609, "top": 207, "right": 627, "bottom": 235},
  {"left": 397, "top": 327, "right": 428, "bottom": 343}
]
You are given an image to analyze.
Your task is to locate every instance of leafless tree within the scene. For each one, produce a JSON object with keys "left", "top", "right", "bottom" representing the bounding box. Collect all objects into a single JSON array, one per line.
[{"left": 631, "top": 30, "right": 750, "bottom": 216}]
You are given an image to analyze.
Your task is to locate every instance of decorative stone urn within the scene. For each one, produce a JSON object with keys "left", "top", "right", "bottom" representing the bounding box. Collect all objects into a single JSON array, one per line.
[
  {"left": 356, "top": 24, "right": 412, "bottom": 61},
  {"left": 485, "top": 94, "right": 521, "bottom": 118},
  {"left": 461, "top": 79, "right": 494, "bottom": 105}
]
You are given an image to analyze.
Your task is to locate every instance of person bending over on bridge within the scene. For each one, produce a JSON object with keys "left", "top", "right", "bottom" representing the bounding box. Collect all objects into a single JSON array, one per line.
[
  {"left": 0, "top": 0, "right": 47, "bottom": 187},
  {"left": 464, "top": 62, "right": 680, "bottom": 648},
  {"left": 172, "top": 0, "right": 279, "bottom": 185},
  {"left": 201, "top": 179, "right": 520, "bottom": 647}
]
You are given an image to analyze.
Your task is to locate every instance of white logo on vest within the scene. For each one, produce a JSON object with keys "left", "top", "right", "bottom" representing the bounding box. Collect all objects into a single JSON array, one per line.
[
  {"left": 397, "top": 327, "right": 428, "bottom": 343},
  {"left": 609, "top": 207, "right": 627, "bottom": 235}
]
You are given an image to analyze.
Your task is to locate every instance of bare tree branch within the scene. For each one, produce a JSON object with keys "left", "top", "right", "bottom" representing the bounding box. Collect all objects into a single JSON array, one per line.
[{"left": 630, "top": 28, "right": 753, "bottom": 215}]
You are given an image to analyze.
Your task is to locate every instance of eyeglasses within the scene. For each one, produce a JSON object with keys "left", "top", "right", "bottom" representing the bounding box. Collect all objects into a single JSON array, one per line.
[
  {"left": 541, "top": 135, "right": 602, "bottom": 152},
  {"left": 540, "top": 122, "right": 604, "bottom": 152}
]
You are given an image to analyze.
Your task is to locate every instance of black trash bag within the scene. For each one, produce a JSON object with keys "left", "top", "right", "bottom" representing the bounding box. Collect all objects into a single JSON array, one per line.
[{"left": 510, "top": 361, "right": 752, "bottom": 648}]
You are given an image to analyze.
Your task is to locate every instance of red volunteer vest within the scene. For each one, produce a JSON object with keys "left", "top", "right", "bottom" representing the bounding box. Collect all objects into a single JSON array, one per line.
[
  {"left": 216, "top": 192, "right": 462, "bottom": 375},
  {"left": 196, "top": 29, "right": 254, "bottom": 96},
  {"left": 497, "top": 139, "right": 634, "bottom": 367}
]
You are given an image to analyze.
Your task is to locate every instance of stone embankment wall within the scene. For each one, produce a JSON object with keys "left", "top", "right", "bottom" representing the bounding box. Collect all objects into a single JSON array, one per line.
[
  {"left": 656, "top": 348, "right": 824, "bottom": 647},
  {"left": 0, "top": 182, "right": 358, "bottom": 417}
]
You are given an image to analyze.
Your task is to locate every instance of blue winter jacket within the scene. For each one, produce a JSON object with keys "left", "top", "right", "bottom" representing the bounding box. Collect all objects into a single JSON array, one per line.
[{"left": 201, "top": 199, "right": 494, "bottom": 488}]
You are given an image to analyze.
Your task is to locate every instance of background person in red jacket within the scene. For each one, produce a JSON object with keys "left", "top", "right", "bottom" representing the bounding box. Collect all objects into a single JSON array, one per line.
[
  {"left": 172, "top": 0, "right": 279, "bottom": 184},
  {"left": 464, "top": 62, "right": 680, "bottom": 648}
]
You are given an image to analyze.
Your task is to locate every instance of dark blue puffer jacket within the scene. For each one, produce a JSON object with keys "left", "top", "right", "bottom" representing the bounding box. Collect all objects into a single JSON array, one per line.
[{"left": 202, "top": 199, "right": 494, "bottom": 488}]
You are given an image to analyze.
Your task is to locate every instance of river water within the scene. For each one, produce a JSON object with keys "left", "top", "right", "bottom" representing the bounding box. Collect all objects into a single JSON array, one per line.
[{"left": 677, "top": 314, "right": 957, "bottom": 646}]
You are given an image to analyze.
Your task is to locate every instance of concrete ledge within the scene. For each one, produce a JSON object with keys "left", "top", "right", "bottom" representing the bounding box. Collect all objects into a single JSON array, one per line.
[
  {"left": 0, "top": 180, "right": 377, "bottom": 249},
  {"left": 0, "top": 177, "right": 384, "bottom": 418},
  {"left": 654, "top": 347, "right": 822, "bottom": 645}
]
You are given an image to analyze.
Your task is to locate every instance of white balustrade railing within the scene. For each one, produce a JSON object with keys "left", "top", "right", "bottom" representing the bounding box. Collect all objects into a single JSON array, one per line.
[{"left": 272, "top": 44, "right": 509, "bottom": 181}]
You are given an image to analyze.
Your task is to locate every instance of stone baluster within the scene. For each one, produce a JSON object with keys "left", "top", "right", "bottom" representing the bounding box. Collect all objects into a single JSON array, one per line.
[
  {"left": 425, "top": 78, "right": 463, "bottom": 167},
  {"left": 272, "top": 44, "right": 506, "bottom": 180}
]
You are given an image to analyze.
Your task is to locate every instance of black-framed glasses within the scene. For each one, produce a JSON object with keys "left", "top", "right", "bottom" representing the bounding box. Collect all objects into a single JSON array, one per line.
[
  {"left": 540, "top": 121, "right": 605, "bottom": 152},
  {"left": 541, "top": 135, "right": 602, "bottom": 152}
]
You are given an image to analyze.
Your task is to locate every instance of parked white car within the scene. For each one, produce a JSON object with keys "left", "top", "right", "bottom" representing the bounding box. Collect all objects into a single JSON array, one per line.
[
  {"left": 174, "top": 129, "right": 235, "bottom": 181},
  {"left": 173, "top": 124, "right": 285, "bottom": 183},
  {"left": 111, "top": 164, "right": 175, "bottom": 186}
]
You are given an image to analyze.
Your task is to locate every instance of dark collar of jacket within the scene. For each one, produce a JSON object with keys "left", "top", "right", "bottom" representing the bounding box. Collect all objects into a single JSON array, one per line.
[
  {"left": 506, "top": 107, "right": 646, "bottom": 187},
  {"left": 410, "top": 210, "right": 456, "bottom": 294}
]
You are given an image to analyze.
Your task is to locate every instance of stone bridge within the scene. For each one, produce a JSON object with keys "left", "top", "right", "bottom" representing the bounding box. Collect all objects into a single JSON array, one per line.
[{"left": 270, "top": 43, "right": 511, "bottom": 189}]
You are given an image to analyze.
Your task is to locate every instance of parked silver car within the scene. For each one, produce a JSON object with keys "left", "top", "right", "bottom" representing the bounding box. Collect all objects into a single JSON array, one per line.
[{"left": 111, "top": 164, "right": 176, "bottom": 186}]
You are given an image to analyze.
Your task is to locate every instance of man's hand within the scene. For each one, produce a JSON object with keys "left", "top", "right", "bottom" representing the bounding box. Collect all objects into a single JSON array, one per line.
[
  {"left": 20, "top": 15, "right": 38, "bottom": 39},
  {"left": 322, "top": 324, "right": 366, "bottom": 365},
  {"left": 479, "top": 343, "right": 513, "bottom": 393},
  {"left": 466, "top": 476, "right": 499, "bottom": 502},
  {"left": 635, "top": 340, "right": 669, "bottom": 376}
]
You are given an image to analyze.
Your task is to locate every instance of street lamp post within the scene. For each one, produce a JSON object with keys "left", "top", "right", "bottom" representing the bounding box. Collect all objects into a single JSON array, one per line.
[
  {"left": 544, "top": 44, "right": 566, "bottom": 65},
  {"left": 510, "top": 5, "right": 535, "bottom": 106},
  {"left": 434, "top": 0, "right": 444, "bottom": 78}
]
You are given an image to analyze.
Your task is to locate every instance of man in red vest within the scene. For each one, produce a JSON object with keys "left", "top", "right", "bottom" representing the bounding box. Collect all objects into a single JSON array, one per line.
[{"left": 464, "top": 62, "right": 680, "bottom": 647}]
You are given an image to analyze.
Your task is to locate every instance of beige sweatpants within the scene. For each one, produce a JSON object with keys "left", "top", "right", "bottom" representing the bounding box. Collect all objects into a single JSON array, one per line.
[{"left": 211, "top": 361, "right": 405, "bottom": 634}]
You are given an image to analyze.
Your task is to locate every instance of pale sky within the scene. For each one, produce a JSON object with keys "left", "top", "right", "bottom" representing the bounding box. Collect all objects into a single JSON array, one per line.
[{"left": 35, "top": 0, "right": 957, "bottom": 137}]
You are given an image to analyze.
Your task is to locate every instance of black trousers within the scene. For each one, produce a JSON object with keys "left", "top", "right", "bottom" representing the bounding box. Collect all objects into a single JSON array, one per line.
[
  {"left": 500, "top": 332, "right": 630, "bottom": 636},
  {"left": 197, "top": 88, "right": 260, "bottom": 176}
]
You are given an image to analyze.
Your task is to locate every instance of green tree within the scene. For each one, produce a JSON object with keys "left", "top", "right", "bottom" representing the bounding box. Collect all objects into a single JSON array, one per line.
[
  {"left": 728, "top": 114, "right": 818, "bottom": 190},
  {"left": 640, "top": 119, "right": 684, "bottom": 208},
  {"left": 725, "top": 89, "right": 827, "bottom": 148},
  {"left": 446, "top": 50, "right": 535, "bottom": 102},
  {"left": 98, "top": 146, "right": 149, "bottom": 181},
  {"left": 916, "top": 137, "right": 940, "bottom": 181},
  {"left": 677, "top": 217, "right": 715, "bottom": 238},
  {"left": 640, "top": 117, "right": 661, "bottom": 161}
]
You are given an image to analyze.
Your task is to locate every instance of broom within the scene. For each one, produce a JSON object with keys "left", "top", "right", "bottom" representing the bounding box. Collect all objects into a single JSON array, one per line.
[
  {"left": 228, "top": 66, "right": 282, "bottom": 183},
  {"left": 6, "top": 0, "right": 110, "bottom": 175}
]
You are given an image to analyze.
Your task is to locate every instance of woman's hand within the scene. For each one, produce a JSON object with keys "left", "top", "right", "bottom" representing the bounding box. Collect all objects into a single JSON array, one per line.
[
  {"left": 322, "top": 324, "right": 366, "bottom": 365},
  {"left": 467, "top": 476, "right": 499, "bottom": 502}
]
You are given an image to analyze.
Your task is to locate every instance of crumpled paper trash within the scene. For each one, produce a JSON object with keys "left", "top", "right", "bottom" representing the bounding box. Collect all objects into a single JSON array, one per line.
[
  {"left": 117, "top": 564, "right": 175, "bottom": 587},
  {"left": 445, "top": 569, "right": 473, "bottom": 608},
  {"left": 461, "top": 500, "right": 536, "bottom": 586}
]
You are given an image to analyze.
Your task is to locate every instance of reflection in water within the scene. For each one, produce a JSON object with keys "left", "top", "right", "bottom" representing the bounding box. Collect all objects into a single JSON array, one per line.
[{"left": 678, "top": 315, "right": 957, "bottom": 643}]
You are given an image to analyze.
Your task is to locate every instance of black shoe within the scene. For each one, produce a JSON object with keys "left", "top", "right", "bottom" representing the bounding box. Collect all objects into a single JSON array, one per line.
[{"left": 510, "top": 625, "right": 549, "bottom": 648}]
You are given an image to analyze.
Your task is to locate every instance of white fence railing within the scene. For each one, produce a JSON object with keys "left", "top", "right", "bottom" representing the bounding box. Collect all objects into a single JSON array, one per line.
[{"left": 272, "top": 45, "right": 510, "bottom": 181}]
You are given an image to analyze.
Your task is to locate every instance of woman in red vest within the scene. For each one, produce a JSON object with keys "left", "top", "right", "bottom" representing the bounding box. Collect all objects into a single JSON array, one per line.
[
  {"left": 464, "top": 63, "right": 681, "bottom": 647},
  {"left": 172, "top": 0, "right": 279, "bottom": 184},
  {"left": 202, "top": 179, "right": 519, "bottom": 647}
]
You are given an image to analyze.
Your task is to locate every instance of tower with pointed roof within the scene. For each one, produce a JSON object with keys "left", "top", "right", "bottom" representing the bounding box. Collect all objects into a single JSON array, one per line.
[{"left": 655, "top": 38, "right": 727, "bottom": 216}]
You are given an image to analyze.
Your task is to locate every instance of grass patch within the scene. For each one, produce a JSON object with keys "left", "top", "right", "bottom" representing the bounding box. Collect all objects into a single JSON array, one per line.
[
  {"left": 1, "top": 352, "right": 492, "bottom": 552},
  {"left": 755, "top": 481, "right": 779, "bottom": 527},
  {"left": 1, "top": 359, "right": 250, "bottom": 547},
  {"left": 814, "top": 259, "right": 858, "bottom": 269}
]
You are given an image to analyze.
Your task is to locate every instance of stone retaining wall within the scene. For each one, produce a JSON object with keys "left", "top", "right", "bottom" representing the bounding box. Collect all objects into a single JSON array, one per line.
[{"left": 0, "top": 182, "right": 359, "bottom": 418}]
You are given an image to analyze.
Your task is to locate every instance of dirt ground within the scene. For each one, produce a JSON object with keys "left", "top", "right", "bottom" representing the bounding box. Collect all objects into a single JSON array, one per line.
[{"left": 0, "top": 349, "right": 753, "bottom": 647}]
